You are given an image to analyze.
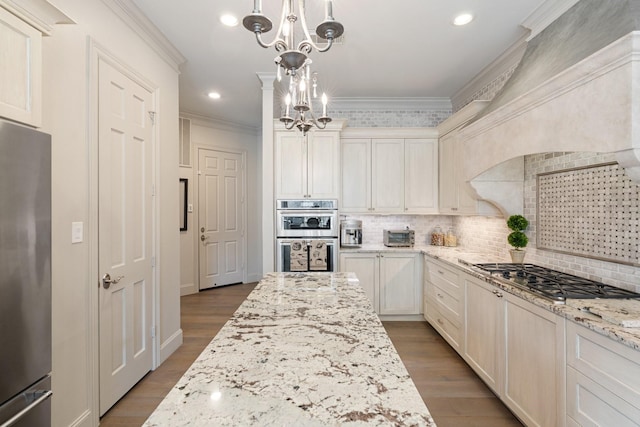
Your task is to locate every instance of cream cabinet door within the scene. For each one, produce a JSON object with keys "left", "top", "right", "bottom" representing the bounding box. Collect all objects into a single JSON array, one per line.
[
  {"left": 405, "top": 139, "right": 438, "bottom": 213},
  {"left": 463, "top": 273, "right": 504, "bottom": 395},
  {"left": 275, "top": 132, "right": 306, "bottom": 199},
  {"left": 371, "top": 139, "right": 404, "bottom": 213},
  {"left": 275, "top": 130, "right": 339, "bottom": 199},
  {"left": 307, "top": 131, "right": 340, "bottom": 199},
  {"left": 439, "top": 132, "right": 458, "bottom": 212},
  {"left": 339, "top": 252, "right": 378, "bottom": 311},
  {"left": 439, "top": 130, "right": 477, "bottom": 214},
  {"left": 341, "top": 138, "right": 371, "bottom": 212},
  {"left": 503, "top": 293, "right": 565, "bottom": 427},
  {"left": 0, "top": 8, "right": 42, "bottom": 127},
  {"left": 378, "top": 252, "right": 421, "bottom": 315}
]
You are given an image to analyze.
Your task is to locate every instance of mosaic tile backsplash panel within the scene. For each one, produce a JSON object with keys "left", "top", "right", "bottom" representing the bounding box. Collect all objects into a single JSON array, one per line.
[{"left": 537, "top": 162, "right": 640, "bottom": 266}]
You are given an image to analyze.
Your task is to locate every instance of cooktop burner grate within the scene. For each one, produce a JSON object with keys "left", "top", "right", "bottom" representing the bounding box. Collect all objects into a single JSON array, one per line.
[{"left": 473, "top": 263, "right": 640, "bottom": 302}]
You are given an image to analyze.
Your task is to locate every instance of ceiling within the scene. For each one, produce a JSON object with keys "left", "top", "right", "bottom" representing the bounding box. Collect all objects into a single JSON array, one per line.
[{"left": 131, "top": 0, "right": 549, "bottom": 129}]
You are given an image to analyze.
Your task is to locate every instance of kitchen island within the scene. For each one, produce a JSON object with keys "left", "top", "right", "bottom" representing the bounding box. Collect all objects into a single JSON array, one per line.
[{"left": 144, "top": 272, "right": 436, "bottom": 426}]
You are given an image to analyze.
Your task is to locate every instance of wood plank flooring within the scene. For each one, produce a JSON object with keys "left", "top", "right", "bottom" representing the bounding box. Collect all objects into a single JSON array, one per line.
[{"left": 100, "top": 282, "right": 522, "bottom": 427}]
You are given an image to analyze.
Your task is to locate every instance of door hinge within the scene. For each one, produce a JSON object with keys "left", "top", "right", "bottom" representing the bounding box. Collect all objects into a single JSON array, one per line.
[
  {"left": 151, "top": 184, "right": 156, "bottom": 196},
  {"left": 151, "top": 326, "right": 156, "bottom": 338},
  {"left": 148, "top": 111, "right": 156, "bottom": 125},
  {"left": 151, "top": 256, "right": 156, "bottom": 268}
]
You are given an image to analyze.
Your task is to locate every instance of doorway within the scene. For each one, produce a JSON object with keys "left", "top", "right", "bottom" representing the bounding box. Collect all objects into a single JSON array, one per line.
[{"left": 197, "top": 148, "right": 246, "bottom": 289}]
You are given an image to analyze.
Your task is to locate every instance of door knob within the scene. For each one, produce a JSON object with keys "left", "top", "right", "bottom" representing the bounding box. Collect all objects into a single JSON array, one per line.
[
  {"left": 201, "top": 235, "right": 208, "bottom": 241},
  {"left": 102, "top": 273, "right": 124, "bottom": 289}
]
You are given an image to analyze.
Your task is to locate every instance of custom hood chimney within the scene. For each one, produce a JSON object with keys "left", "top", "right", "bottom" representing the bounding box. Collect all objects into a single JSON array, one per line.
[{"left": 458, "top": 0, "right": 640, "bottom": 216}]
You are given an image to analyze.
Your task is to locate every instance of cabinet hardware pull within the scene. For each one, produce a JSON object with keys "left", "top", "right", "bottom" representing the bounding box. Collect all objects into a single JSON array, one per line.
[{"left": 437, "top": 318, "right": 444, "bottom": 325}]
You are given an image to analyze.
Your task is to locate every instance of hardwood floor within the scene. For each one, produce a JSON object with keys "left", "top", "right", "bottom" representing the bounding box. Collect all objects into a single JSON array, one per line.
[{"left": 100, "top": 283, "right": 522, "bottom": 427}]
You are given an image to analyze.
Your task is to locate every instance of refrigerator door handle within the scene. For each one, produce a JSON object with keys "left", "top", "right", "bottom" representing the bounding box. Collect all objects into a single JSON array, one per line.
[{"left": 0, "top": 390, "right": 52, "bottom": 427}]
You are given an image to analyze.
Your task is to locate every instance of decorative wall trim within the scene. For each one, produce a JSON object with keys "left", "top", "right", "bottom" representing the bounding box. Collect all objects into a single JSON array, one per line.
[
  {"left": 180, "top": 110, "right": 259, "bottom": 135},
  {"left": 537, "top": 162, "right": 640, "bottom": 267},
  {"left": 521, "top": 0, "right": 581, "bottom": 40},
  {"left": 100, "top": 0, "right": 186, "bottom": 71},
  {"left": 0, "top": 0, "right": 74, "bottom": 35},
  {"left": 451, "top": 33, "right": 527, "bottom": 111}
]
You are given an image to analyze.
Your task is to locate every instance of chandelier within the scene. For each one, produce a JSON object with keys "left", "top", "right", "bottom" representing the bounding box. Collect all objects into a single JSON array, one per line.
[
  {"left": 243, "top": 0, "right": 343, "bottom": 133},
  {"left": 279, "top": 61, "right": 330, "bottom": 134},
  {"left": 243, "top": 0, "right": 344, "bottom": 72}
]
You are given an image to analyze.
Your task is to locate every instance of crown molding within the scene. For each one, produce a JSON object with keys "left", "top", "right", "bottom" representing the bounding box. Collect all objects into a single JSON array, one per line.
[
  {"left": 330, "top": 97, "right": 452, "bottom": 111},
  {"left": 180, "top": 110, "right": 259, "bottom": 135},
  {"left": 450, "top": 32, "right": 528, "bottom": 110},
  {"left": 522, "top": 0, "right": 581, "bottom": 40},
  {"left": 0, "top": 0, "right": 74, "bottom": 35},
  {"left": 100, "top": 0, "right": 186, "bottom": 72}
]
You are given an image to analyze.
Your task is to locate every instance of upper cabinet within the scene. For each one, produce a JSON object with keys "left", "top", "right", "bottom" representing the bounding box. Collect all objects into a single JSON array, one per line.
[
  {"left": 0, "top": 1, "right": 73, "bottom": 127},
  {"left": 275, "top": 128, "right": 341, "bottom": 199},
  {"left": 436, "top": 101, "right": 489, "bottom": 215},
  {"left": 341, "top": 128, "right": 438, "bottom": 214},
  {"left": 0, "top": 7, "right": 42, "bottom": 127}
]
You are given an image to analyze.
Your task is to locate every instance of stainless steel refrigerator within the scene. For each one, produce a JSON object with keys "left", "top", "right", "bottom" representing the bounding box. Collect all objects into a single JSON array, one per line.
[{"left": 0, "top": 120, "right": 52, "bottom": 427}]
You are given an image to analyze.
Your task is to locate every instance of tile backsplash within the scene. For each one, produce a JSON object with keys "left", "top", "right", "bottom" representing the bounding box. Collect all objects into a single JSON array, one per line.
[
  {"left": 333, "top": 109, "right": 451, "bottom": 128},
  {"left": 342, "top": 214, "right": 454, "bottom": 246},
  {"left": 452, "top": 152, "right": 640, "bottom": 294}
]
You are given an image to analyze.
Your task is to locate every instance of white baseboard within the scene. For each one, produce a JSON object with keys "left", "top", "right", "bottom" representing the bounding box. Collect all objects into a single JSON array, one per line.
[
  {"left": 180, "top": 282, "right": 197, "bottom": 296},
  {"left": 159, "top": 328, "right": 183, "bottom": 365}
]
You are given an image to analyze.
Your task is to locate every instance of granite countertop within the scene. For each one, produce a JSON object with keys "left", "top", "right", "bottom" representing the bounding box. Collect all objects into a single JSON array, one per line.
[
  {"left": 344, "top": 244, "right": 640, "bottom": 351},
  {"left": 144, "top": 272, "right": 436, "bottom": 427}
]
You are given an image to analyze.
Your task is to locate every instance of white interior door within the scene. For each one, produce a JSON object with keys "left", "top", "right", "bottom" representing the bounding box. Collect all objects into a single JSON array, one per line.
[
  {"left": 198, "top": 148, "right": 245, "bottom": 289},
  {"left": 98, "top": 59, "right": 154, "bottom": 415}
]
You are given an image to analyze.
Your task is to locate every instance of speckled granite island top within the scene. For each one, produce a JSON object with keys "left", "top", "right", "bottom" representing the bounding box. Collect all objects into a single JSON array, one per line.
[{"left": 144, "top": 272, "right": 436, "bottom": 427}]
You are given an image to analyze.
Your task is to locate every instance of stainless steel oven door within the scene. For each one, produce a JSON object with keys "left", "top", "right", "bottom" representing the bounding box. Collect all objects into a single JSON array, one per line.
[
  {"left": 276, "top": 238, "right": 339, "bottom": 272},
  {"left": 276, "top": 210, "right": 338, "bottom": 237}
]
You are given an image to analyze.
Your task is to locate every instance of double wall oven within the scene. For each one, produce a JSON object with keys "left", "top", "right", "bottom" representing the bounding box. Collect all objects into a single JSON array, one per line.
[{"left": 276, "top": 200, "right": 338, "bottom": 272}]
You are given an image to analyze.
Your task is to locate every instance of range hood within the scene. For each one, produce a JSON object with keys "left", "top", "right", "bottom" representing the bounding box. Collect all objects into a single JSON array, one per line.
[{"left": 458, "top": 0, "right": 640, "bottom": 216}]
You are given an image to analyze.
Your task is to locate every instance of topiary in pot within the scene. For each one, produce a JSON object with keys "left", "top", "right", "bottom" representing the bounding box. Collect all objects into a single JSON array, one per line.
[{"left": 506, "top": 214, "right": 529, "bottom": 263}]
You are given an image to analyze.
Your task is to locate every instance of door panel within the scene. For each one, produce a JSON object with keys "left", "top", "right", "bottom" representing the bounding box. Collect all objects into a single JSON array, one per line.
[
  {"left": 98, "top": 59, "right": 153, "bottom": 415},
  {"left": 199, "top": 149, "right": 245, "bottom": 289}
]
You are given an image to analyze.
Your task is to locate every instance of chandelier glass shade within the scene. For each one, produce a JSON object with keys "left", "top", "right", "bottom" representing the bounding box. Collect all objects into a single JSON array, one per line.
[{"left": 279, "top": 61, "right": 331, "bottom": 134}]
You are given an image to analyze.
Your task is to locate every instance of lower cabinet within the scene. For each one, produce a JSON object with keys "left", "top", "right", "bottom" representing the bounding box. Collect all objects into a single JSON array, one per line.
[
  {"left": 463, "top": 272, "right": 565, "bottom": 427},
  {"left": 566, "top": 322, "right": 640, "bottom": 426},
  {"left": 340, "top": 251, "right": 422, "bottom": 315},
  {"left": 423, "top": 257, "right": 463, "bottom": 354}
]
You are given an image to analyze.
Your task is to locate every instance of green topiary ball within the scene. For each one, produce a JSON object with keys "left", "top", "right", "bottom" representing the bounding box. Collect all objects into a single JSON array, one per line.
[
  {"left": 508, "top": 231, "right": 529, "bottom": 249},
  {"left": 507, "top": 215, "right": 529, "bottom": 232}
]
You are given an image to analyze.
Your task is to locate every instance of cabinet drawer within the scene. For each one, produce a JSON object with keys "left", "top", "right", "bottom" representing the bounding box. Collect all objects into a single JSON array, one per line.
[
  {"left": 567, "top": 366, "right": 640, "bottom": 426},
  {"left": 567, "top": 322, "right": 640, "bottom": 410},
  {"left": 426, "top": 282, "right": 461, "bottom": 323},
  {"left": 426, "top": 261, "right": 460, "bottom": 295},
  {"left": 425, "top": 295, "right": 462, "bottom": 351}
]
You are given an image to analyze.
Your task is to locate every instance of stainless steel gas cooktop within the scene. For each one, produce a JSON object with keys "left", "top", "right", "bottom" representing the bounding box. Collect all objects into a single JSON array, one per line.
[{"left": 473, "top": 263, "right": 640, "bottom": 303}]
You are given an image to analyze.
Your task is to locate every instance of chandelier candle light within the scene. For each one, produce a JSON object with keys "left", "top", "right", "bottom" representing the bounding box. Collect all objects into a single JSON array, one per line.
[{"left": 243, "top": 0, "right": 343, "bottom": 133}]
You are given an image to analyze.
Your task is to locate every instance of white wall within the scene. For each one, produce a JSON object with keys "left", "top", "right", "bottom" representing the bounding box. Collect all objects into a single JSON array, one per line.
[
  {"left": 42, "top": 0, "right": 181, "bottom": 425},
  {"left": 179, "top": 115, "right": 263, "bottom": 294}
]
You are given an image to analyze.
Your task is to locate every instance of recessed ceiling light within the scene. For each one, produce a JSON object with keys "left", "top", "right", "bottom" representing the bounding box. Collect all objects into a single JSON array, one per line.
[
  {"left": 220, "top": 14, "right": 239, "bottom": 27},
  {"left": 453, "top": 13, "right": 474, "bottom": 26},
  {"left": 208, "top": 92, "right": 221, "bottom": 100}
]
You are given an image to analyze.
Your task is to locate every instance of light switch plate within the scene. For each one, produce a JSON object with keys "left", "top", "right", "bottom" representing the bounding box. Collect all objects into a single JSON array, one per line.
[{"left": 71, "top": 222, "right": 83, "bottom": 244}]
